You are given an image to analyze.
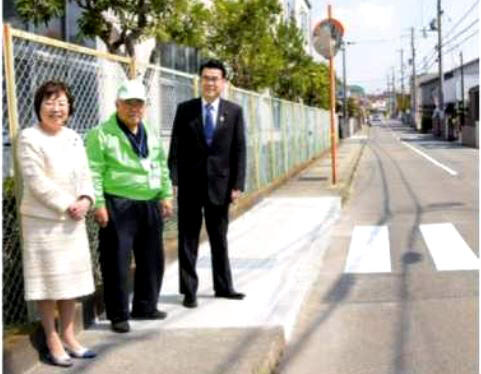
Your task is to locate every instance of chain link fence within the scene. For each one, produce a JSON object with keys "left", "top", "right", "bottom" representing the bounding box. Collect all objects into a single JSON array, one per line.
[{"left": 3, "top": 26, "right": 334, "bottom": 328}]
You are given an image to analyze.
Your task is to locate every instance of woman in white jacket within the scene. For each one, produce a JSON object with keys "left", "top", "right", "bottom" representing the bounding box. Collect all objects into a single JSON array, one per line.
[{"left": 17, "top": 81, "right": 96, "bottom": 367}]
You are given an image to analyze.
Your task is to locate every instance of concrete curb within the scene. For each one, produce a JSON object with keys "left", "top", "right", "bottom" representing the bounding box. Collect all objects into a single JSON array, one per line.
[{"left": 339, "top": 129, "right": 369, "bottom": 205}]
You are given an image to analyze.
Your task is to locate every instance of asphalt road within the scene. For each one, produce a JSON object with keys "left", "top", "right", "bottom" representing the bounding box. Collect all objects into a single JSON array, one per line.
[{"left": 278, "top": 121, "right": 479, "bottom": 374}]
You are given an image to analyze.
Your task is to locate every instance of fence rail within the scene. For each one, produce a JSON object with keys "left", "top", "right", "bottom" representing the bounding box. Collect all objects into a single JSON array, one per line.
[{"left": 2, "top": 24, "right": 336, "bottom": 328}]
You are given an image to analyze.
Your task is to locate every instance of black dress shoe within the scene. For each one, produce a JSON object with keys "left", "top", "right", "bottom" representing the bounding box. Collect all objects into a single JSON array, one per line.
[
  {"left": 131, "top": 309, "right": 168, "bottom": 320},
  {"left": 44, "top": 352, "right": 74, "bottom": 367},
  {"left": 182, "top": 295, "right": 198, "bottom": 308},
  {"left": 111, "top": 320, "right": 130, "bottom": 333},
  {"left": 214, "top": 291, "right": 245, "bottom": 300}
]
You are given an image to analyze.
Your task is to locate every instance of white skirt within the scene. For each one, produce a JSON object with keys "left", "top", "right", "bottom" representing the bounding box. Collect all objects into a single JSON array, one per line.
[{"left": 21, "top": 215, "right": 95, "bottom": 301}]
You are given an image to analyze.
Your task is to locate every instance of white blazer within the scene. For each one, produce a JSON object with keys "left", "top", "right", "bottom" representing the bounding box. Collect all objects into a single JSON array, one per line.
[{"left": 17, "top": 125, "right": 95, "bottom": 221}]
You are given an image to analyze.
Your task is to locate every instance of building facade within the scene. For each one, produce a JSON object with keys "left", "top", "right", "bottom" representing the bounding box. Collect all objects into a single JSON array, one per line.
[
  {"left": 281, "top": 0, "right": 313, "bottom": 56},
  {"left": 417, "top": 58, "right": 479, "bottom": 145}
]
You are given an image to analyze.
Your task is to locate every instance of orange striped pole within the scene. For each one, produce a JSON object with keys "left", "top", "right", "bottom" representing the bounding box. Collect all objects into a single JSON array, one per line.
[{"left": 328, "top": 4, "right": 337, "bottom": 185}]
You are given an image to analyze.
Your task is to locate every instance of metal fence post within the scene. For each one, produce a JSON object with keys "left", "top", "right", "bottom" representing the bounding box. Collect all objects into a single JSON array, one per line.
[
  {"left": 269, "top": 101, "right": 276, "bottom": 181},
  {"left": 193, "top": 76, "right": 199, "bottom": 97},
  {"left": 281, "top": 101, "right": 288, "bottom": 175},
  {"left": 129, "top": 58, "right": 137, "bottom": 79},
  {"left": 3, "top": 23, "right": 37, "bottom": 321},
  {"left": 249, "top": 95, "right": 261, "bottom": 190},
  {"left": 4, "top": 24, "right": 20, "bottom": 148}
]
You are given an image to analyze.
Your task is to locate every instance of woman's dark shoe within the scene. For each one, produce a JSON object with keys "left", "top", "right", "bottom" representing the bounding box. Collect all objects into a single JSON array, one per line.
[
  {"left": 64, "top": 344, "right": 97, "bottom": 359},
  {"left": 44, "top": 352, "right": 74, "bottom": 367}
]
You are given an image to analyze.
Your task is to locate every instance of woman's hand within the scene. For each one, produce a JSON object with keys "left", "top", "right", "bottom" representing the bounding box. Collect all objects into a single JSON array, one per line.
[{"left": 68, "top": 197, "right": 91, "bottom": 221}]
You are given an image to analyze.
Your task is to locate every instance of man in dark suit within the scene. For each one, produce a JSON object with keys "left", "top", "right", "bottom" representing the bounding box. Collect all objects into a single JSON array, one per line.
[{"left": 168, "top": 59, "right": 246, "bottom": 308}]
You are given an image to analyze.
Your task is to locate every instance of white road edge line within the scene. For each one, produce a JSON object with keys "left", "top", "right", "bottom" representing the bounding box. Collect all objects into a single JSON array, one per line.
[{"left": 400, "top": 140, "right": 458, "bottom": 176}]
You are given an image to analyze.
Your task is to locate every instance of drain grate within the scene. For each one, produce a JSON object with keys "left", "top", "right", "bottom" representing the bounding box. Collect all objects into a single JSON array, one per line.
[{"left": 298, "top": 176, "right": 329, "bottom": 181}]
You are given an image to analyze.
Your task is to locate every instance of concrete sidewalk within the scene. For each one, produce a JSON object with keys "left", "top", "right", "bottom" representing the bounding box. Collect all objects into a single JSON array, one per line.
[{"left": 23, "top": 129, "right": 367, "bottom": 374}]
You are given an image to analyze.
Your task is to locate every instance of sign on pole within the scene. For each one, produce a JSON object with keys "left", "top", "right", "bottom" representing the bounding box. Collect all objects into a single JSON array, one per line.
[
  {"left": 312, "top": 18, "right": 344, "bottom": 59},
  {"left": 312, "top": 6, "right": 344, "bottom": 185}
]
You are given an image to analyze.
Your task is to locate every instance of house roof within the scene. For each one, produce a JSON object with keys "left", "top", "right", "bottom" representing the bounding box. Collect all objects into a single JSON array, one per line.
[{"left": 419, "top": 58, "right": 479, "bottom": 87}]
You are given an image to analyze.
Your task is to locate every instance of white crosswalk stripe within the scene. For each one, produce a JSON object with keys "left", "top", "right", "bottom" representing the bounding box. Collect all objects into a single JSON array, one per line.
[
  {"left": 344, "top": 225, "right": 391, "bottom": 273},
  {"left": 343, "top": 223, "right": 479, "bottom": 273},
  {"left": 419, "top": 223, "right": 480, "bottom": 271}
]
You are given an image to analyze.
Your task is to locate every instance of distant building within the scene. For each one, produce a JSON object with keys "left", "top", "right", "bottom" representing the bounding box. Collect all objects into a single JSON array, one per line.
[
  {"left": 417, "top": 58, "right": 479, "bottom": 145},
  {"left": 281, "top": 0, "right": 313, "bottom": 56}
]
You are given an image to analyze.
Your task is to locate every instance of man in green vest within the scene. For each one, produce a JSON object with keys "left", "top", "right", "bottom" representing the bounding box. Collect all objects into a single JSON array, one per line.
[{"left": 86, "top": 79, "right": 173, "bottom": 333}]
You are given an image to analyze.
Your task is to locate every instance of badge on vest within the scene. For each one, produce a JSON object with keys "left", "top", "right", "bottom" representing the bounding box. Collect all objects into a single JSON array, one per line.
[{"left": 148, "top": 162, "right": 161, "bottom": 189}]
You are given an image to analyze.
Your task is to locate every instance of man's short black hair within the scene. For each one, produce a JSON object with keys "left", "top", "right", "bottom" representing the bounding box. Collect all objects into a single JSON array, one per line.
[{"left": 199, "top": 59, "right": 226, "bottom": 78}]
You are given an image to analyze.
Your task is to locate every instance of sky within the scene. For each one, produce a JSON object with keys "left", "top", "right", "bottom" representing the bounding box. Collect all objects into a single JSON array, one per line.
[{"left": 311, "top": 0, "right": 480, "bottom": 94}]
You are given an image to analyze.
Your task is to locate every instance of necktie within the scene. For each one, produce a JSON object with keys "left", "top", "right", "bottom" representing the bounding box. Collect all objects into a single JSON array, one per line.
[{"left": 204, "top": 103, "right": 214, "bottom": 146}]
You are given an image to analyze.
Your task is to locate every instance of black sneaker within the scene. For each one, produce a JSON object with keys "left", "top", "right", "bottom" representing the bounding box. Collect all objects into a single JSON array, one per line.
[
  {"left": 111, "top": 320, "right": 130, "bottom": 333},
  {"left": 131, "top": 309, "right": 168, "bottom": 320}
]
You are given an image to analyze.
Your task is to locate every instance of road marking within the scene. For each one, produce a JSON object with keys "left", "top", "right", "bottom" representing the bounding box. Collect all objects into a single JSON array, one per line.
[
  {"left": 400, "top": 140, "right": 458, "bottom": 176},
  {"left": 344, "top": 225, "right": 391, "bottom": 273},
  {"left": 351, "top": 135, "right": 368, "bottom": 140},
  {"left": 420, "top": 223, "right": 479, "bottom": 271}
]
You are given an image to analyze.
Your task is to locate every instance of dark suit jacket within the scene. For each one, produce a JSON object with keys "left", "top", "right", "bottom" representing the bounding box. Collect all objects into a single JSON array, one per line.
[{"left": 168, "top": 98, "right": 246, "bottom": 206}]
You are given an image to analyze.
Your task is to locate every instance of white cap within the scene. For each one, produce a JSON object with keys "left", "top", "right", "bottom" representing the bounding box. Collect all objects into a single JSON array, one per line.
[{"left": 117, "top": 79, "right": 146, "bottom": 101}]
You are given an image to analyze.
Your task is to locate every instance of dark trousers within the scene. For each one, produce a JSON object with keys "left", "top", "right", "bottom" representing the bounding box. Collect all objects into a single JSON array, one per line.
[
  {"left": 177, "top": 197, "right": 234, "bottom": 297},
  {"left": 99, "top": 195, "right": 164, "bottom": 322}
]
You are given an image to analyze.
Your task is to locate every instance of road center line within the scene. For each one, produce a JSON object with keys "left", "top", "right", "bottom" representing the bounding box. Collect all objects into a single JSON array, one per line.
[{"left": 400, "top": 140, "right": 458, "bottom": 176}]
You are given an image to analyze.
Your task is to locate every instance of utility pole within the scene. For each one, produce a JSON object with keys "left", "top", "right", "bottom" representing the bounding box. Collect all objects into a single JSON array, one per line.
[
  {"left": 399, "top": 48, "right": 405, "bottom": 117},
  {"left": 411, "top": 27, "right": 417, "bottom": 128},
  {"left": 342, "top": 43, "right": 348, "bottom": 132},
  {"left": 436, "top": 0, "right": 445, "bottom": 137},
  {"left": 460, "top": 51, "right": 465, "bottom": 128},
  {"left": 392, "top": 67, "right": 396, "bottom": 117},
  {"left": 387, "top": 74, "right": 391, "bottom": 116}
]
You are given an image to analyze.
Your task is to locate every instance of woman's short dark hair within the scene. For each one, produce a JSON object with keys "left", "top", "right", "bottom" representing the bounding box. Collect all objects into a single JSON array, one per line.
[
  {"left": 34, "top": 81, "right": 75, "bottom": 121},
  {"left": 199, "top": 59, "right": 226, "bottom": 78}
]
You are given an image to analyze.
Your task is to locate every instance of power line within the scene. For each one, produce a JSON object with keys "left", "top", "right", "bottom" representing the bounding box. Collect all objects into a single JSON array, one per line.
[
  {"left": 414, "top": 0, "right": 479, "bottom": 73},
  {"left": 444, "top": 0, "right": 479, "bottom": 36},
  {"left": 442, "top": 18, "right": 479, "bottom": 48},
  {"left": 444, "top": 28, "right": 479, "bottom": 55},
  {"left": 415, "top": 16, "right": 478, "bottom": 73},
  {"left": 423, "top": 28, "right": 478, "bottom": 71}
]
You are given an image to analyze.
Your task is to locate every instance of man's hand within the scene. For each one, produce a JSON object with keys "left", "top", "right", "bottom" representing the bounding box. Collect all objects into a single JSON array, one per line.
[
  {"left": 160, "top": 199, "right": 173, "bottom": 218},
  {"left": 231, "top": 189, "right": 241, "bottom": 204},
  {"left": 67, "top": 197, "right": 91, "bottom": 221},
  {"left": 94, "top": 206, "right": 109, "bottom": 228}
]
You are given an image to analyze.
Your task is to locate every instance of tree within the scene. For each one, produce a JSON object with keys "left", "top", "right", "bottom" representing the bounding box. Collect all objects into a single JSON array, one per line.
[
  {"left": 207, "top": 0, "right": 284, "bottom": 91},
  {"left": 302, "top": 61, "right": 330, "bottom": 109},
  {"left": 15, "top": 0, "right": 210, "bottom": 59},
  {"left": 270, "top": 19, "right": 329, "bottom": 109},
  {"left": 272, "top": 19, "right": 312, "bottom": 101}
]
